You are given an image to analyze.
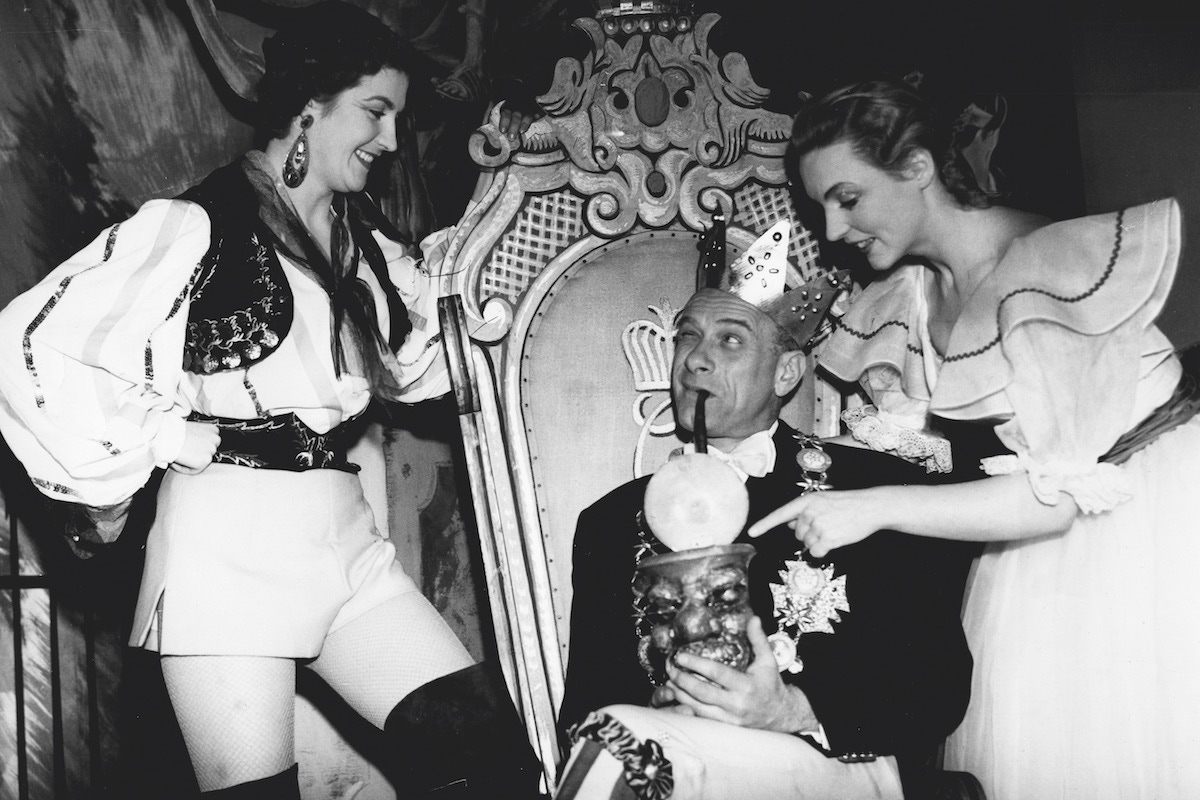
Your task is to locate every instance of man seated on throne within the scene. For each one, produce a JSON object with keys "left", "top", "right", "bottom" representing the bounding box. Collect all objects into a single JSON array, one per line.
[{"left": 555, "top": 223, "right": 981, "bottom": 800}]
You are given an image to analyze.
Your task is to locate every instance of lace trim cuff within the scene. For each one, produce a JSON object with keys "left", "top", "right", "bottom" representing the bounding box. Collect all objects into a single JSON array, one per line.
[
  {"left": 980, "top": 453, "right": 1133, "bottom": 514},
  {"left": 569, "top": 711, "right": 674, "bottom": 800},
  {"left": 841, "top": 405, "right": 952, "bottom": 473}
]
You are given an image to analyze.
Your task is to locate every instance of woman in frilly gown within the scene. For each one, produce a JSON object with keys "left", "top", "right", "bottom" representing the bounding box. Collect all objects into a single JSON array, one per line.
[{"left": 751, "top": 79, "right": 1200, "bottom": 799}]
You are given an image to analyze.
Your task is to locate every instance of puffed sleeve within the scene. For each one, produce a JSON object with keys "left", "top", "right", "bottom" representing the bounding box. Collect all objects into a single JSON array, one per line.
[
  {"left": 934, "top": 199, "right": 1182, "bottom": 513},
  {"left": 0, "top": 198, "right": 210, "bottom": 506},
  {"left": 817, "top": 266, "right": 952, "bottom": 472}
]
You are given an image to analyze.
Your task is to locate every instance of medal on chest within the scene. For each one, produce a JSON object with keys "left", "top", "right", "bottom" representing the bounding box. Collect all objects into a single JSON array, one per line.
[{"left": 767, "top": 434, "right": 848, "bottom": 674}]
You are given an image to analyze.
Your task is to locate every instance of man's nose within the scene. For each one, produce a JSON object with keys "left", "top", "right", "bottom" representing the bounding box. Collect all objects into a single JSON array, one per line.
[{"left": 682, "top": 339, "right": 714, "bottom": 372}]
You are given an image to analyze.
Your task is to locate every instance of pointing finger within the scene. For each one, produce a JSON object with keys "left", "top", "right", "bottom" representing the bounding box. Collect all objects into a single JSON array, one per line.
[{"left": 748, "top": 498, "right": 807, "bottom": 538}]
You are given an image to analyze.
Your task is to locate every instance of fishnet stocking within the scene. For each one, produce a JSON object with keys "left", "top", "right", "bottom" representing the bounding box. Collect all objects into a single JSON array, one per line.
[
  {"left": 306, "top": 591, "right": 474, "bottom": 729},
  {"left": 161, "top": 656, "right": 296, "bottom": 792}
]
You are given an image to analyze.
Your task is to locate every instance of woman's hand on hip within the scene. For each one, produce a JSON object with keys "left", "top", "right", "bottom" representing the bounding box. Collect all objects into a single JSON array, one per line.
[
  {"left": 748, "top": 488, "right": 890, "bottom": 558},
  {"left": 171, "top": 421, "right": 220, "bottom": 475}
]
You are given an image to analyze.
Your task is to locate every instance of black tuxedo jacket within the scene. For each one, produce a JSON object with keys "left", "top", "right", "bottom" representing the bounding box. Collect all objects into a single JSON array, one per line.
[{"left": 559, "top": 422, "right": 980, "bottom": 791}]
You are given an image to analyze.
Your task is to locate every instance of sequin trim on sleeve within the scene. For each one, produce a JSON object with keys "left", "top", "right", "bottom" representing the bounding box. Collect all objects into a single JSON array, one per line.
[{"left": 24, "top": 225, "right": 122, "bottom": 408}]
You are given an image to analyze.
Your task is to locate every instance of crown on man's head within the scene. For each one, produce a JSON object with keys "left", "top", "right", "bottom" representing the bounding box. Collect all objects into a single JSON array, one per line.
[{"left": 698, "top": 216, "right": 850, "bottom": 351}]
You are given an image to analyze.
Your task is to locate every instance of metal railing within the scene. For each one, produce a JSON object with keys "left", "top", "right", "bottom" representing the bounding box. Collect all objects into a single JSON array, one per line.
[{"left": 2, "top": 482, "right": 110, "bottom": 800}]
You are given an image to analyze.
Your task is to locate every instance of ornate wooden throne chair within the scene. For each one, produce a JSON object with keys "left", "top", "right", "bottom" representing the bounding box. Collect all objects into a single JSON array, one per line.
[{"left": 433, "top": 4, "right": 846, "bottom": 782}]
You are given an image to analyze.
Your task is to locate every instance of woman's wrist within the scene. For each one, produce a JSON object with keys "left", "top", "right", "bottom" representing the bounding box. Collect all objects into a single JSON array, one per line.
[{"left": 863, "top": 484, "right": 906, "bottom": 535}]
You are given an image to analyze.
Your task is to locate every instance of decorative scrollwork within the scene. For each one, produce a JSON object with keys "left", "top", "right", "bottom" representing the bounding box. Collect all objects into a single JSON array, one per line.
[{"left": 467, "top": 13, "right": 794, "bottom": 238}]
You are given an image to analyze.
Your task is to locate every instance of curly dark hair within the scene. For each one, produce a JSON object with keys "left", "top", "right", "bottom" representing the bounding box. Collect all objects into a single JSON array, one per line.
[
  {"left": 256, "top": 1, "right": 415, "bottom": 140},
  {"left": 789, "top": 80, "right": 994, "bottom": 209}
]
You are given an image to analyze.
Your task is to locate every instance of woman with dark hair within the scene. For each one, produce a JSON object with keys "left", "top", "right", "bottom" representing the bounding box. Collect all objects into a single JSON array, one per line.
[
  {"left": 0, "top": 2, "right": 539, "bottom": 797},
  {"left": 752, "top": 79, "right": 1200, "bottom": 799}
]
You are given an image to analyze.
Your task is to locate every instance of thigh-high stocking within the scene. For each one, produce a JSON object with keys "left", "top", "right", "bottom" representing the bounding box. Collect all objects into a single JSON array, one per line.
[{"left": 161, "top": 655, "right": 297, "bottom": 793}]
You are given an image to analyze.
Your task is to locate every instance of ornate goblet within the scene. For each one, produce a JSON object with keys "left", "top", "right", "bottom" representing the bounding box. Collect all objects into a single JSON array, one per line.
[{"left": 633, "top": 543, "right": 756, "bottom": 684}]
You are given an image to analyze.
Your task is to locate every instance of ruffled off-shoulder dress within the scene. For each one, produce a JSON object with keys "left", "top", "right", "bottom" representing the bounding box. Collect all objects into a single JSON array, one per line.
[{"left": 816, "top": 199, "right": 1200, "bottom": 800}]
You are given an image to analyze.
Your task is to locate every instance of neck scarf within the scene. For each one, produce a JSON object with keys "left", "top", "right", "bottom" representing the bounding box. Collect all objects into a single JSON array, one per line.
[{"left": 241, "top": 151, "right": 402, "bottom": 396}]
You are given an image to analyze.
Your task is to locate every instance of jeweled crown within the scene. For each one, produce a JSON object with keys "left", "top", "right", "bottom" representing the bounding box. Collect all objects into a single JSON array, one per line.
[{"left": 698, "top": 216, "right": 849, "bottom": 351}]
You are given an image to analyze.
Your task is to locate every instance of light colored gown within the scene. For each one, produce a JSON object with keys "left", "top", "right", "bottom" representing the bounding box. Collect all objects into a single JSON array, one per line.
[{"left": 817, "top": 198, "right": 1200, "bottom": 799}]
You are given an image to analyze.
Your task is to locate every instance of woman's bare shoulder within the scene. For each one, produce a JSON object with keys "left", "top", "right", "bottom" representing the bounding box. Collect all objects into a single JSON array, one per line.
[{"left": 999, "top": 206, "right": 1054, "bottom": 239}]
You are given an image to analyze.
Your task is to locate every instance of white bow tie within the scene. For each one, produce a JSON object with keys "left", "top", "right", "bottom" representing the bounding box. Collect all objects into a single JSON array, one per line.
[{"left": 682, "top": 429, "right": 777, "bottom": 481}]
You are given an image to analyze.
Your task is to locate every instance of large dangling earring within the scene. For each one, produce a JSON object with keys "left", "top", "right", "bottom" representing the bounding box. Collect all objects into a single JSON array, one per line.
[{"left": 282, "top": 114, "right": 313, "bottom": 188}]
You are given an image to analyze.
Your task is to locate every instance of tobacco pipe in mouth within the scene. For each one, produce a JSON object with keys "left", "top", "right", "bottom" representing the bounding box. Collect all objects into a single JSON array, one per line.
[{"left": 694, "top": 390, "right": 709, "bottom": 454}]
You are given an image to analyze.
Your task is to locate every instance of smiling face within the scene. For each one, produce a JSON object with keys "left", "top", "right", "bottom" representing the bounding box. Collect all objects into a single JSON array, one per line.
[
  {"left": 797, "top": 139, "right": 928, "bottom": 270},
  {"left": 304, "top": 67, "right": 409, "bottom": 195},
  {"left": 671, "top": 289, "right": 803, "bottom": 450}
]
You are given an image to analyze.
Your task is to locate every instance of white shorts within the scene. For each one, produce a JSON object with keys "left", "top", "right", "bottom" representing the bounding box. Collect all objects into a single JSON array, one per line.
[{"left": 130, "top": 463, "right": 418, "bottom": 656}]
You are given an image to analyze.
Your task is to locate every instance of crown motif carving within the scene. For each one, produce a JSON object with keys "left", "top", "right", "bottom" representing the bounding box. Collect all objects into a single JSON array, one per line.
[
  {"left": 622, "top": 301, "right": 678, "bottom": 392},
  {"left": 622, "top": 300, "right": 682, "bottom": 477}
]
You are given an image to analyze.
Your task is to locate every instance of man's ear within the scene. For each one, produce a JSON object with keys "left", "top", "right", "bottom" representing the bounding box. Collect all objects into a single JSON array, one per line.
[{"left": 775, "top": 349, "right": 806, "bottom": 397}]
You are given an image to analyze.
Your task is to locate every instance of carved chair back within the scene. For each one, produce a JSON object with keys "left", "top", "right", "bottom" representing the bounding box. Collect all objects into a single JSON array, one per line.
[{"left": 435, "top": 11, "right": 843, "bottom": 778}]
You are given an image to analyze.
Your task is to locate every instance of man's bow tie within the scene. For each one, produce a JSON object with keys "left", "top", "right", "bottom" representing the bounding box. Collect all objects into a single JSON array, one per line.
[{"left": 682, "top": 429, "right": 777, "bottom": 481}]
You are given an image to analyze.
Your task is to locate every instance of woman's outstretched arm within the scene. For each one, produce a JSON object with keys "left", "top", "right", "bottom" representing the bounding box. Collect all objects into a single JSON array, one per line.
[{"left": 749, "top": 473, "right": 1077, "bottom": 557}]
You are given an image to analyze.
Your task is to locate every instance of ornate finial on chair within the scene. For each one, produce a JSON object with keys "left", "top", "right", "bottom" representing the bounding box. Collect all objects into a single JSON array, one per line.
[{"left": 594, "top": 1, "right": 697, "bottom": 35}]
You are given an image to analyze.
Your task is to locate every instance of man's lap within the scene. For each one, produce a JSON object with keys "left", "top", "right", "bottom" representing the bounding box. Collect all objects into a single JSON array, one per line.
[{"left": 556, "top": 704, "right": 904, "bottom": 800}]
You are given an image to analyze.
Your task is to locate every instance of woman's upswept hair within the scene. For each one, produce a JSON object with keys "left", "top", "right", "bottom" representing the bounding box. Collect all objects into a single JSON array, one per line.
[
  {"left": 789, "top": 80, "right": 994, "bottom": 208},
  {"left": 256, "top": 0, "right": 414, "bottom": 140}
]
